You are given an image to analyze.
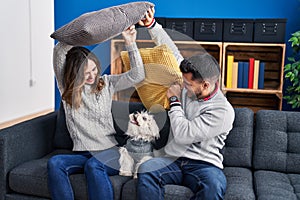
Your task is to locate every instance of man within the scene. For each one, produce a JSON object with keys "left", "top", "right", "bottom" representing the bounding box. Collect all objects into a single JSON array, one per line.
[{"left": 137, "top": 8, "right": 235, "bottom": 200}]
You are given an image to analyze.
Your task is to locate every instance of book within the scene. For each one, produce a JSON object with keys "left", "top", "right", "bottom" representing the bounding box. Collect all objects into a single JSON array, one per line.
[
  {"left": 226, "top": 55, "right": 234, "bottom": 88},
  {"left": 258, "top": 62, "right": 265, "bottom": 89},
  {"left": 243, "top": 62, "right": 249, "bottom": 88},
  {"left": 232, "top": 62, "right": 238, "bottom": 89},
  {"left": 253, "top": 60, "right": 260, "bottom": 89},
  {"left": 237, "top": 62, "right": 244, "bottom": 88},
  {"left": 248, "top": 58, "right": 255, "bottom": 89}
]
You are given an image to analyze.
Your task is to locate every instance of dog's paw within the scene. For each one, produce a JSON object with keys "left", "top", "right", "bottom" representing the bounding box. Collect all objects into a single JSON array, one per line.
[
  {"left": 119, "top": 170, "right": 133, "bottom": 177},
  {"left": 133, "top": 173, "right": 138, "bottom": 179},
  {"left": 119, "top": 147, "right": 128, "bottom": 153}
]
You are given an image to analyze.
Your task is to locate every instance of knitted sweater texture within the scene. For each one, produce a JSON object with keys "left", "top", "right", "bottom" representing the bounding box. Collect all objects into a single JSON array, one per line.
[{"left": 53, "top": 42, "right": 145, "bottom": 151}]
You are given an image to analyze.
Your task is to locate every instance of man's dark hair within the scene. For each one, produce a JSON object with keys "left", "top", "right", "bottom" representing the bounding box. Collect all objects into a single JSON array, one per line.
[{"left": 180, "top": 53, "right": 220, "bottom": 83}]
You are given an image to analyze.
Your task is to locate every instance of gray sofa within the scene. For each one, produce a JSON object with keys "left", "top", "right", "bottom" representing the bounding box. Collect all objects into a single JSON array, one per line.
[{"left": 0, "top": 100, "right": 299, "bottom": 200}]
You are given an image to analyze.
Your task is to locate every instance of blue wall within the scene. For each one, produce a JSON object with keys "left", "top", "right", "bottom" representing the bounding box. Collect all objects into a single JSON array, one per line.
[{"left": 54, "top": 0, "right": 300, "bottom": 111}]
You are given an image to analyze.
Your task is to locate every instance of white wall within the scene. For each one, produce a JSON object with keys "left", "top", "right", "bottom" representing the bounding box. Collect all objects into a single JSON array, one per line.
[{"left": 0, "top": 0, "right": 54, "bottom": 123}]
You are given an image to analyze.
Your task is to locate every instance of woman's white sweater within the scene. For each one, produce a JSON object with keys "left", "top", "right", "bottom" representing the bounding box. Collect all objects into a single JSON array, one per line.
[{"left": 53, "top": 42, "right": 145, "bottom": 151}]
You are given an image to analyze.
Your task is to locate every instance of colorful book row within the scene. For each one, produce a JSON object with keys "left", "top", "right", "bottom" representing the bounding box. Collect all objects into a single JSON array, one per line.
[{"left": 226, "top": 55, "right": 265, "bottom": 89}]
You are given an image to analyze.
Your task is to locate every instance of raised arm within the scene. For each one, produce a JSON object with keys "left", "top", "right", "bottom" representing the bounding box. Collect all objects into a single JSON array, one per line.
[
  {"left": 52, "top": 42, "right": 73, "bottom": 94},
  {"left": 109, "top": 25, "right": 145, "bottom": 92},
  {"left": 139, "top": 8, "right": 184, "bottom": 65}
]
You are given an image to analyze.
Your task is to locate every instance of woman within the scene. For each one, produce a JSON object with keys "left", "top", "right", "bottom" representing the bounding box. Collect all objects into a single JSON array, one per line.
[{"left": 47, "top": 25, "right": 145, "bottom": 200}]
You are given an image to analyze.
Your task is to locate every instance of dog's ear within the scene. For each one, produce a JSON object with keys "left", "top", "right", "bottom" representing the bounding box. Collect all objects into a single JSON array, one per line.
[{"left": 149, "top": 115, "right": 160, "bottom": 139}]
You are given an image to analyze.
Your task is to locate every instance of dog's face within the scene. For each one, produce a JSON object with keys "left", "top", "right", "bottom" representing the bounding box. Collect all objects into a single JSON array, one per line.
[{"left": 126, "top": 111, "right": 160, "bottom": 142}]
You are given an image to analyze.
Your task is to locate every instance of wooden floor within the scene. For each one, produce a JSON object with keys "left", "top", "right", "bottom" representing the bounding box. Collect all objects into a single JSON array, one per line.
[{"left": 0, "top": 109, "right": 54, "bottom": 130}]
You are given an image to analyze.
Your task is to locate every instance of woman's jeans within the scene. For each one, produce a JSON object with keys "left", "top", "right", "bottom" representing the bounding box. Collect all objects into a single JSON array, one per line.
[
  {"left": 47, "top": 147, "right": 120, "bottom": 200},
  {"left": 137, "top": 157, "right": 227, "bottom": 200}
]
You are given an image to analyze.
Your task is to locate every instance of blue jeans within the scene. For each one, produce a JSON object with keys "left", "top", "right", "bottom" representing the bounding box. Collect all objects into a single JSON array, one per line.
[
  {"left": 137, "top": 157, "right": 227, "bottom": 200},
  {"left": 47, "top": 147, "right": 120, "bottom": 200}
]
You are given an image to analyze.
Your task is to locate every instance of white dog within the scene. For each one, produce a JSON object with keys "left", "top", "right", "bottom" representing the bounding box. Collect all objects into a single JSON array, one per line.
[{"left": 119, "top": 111, "right": 160, "bottom": 178}]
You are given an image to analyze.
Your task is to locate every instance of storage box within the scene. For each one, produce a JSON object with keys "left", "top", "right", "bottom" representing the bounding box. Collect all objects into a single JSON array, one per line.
[
  {"left": 155, "top": 17, "right": 166, "bottom": 28},
  {"left": 223, "top": 19, "right": 254, "bottom": 42},
  {"left": 165, "top": 18, "right": 194, "bottom": 40},
  {"left": 254, "top": 18, "right": 287, "bottom": 43},
  {"left": 194, "top": 18, "right": 223, "bottom": 41}
]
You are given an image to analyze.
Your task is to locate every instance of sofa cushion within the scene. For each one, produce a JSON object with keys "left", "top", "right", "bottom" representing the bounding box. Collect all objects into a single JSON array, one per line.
[
  {"left": 121, "top": 168, "right": 256, "bottom": 200},
  {"left": 5, "top": 194, "right": 49, "bottom": 200},
  {"left": 9, "top": 157, "right": 50, "bottom": 198},
  {"left": 53, "top": 102, "right": 73, "bottom": 150},
  {"left": 8, "top": 149, "right": 131, "bottom": 200},
  {"left": 8, "top": 149, "right": 72, "bottom": 198},
  {"left": 120, "top": 169, "right": 256, "bottom": 200},
  {"left": 222, "top": 108, "right": 254, "bottom": 168},
  {"left": 50, "top": 1, "right": 154, "bottom": 46},
  {"left": 69, "top": 174, "right": 131, "bottom": 200},
  {"left": 223, "top": 167, "right": 255, "bottom": 200},
  {"left": 121, "top": 179, "right": 194, "bottom": 200},
  {"left": 254, "top": 170, "right": 300, "bottom": 200},
  {"left": 254, "top": 110, "right": 300, "bottom": 173}
]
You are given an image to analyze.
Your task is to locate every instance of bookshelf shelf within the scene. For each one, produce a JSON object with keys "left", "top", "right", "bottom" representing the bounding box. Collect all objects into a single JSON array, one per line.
[
  {"left": 223, "top": 88, "right": 282, "bottom": 95},
  {"left": 222, "top": 42, "right": 286, "bottom": 112}
]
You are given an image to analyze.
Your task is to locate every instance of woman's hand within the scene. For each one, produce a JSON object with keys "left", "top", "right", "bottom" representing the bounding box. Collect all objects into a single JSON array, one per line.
[
  {"left": 138, "top": 7, "right": 155, "bottom": 27},
  {"left": 122, "top": 25, "right": 137, "bottom": 45}
]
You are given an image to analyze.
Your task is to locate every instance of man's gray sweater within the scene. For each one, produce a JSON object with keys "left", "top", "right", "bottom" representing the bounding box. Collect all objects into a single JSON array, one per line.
[{"left": 149, "top": 23, "right": 235, "bottom": 169}]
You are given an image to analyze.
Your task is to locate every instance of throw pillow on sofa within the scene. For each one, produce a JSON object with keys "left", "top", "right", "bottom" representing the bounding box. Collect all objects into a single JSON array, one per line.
[{"left": 50, "top": 1, "right": 154, "bottom": 46}]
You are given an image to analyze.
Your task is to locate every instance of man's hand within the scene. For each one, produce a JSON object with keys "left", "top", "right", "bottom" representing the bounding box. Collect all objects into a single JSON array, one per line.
[
  {"left": 167, "top": 83, "right": 182, "bottom": 99},
  {"left": 122, "top": 25, "right": 137, "bottom": 45},
  {"left": 138, "top": 7, "right": 155, "bottom": 27}
]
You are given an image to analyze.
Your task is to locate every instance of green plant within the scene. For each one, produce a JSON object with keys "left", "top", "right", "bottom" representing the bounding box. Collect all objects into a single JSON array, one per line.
[{"left": 284, "top": 30, "right": 300, "bottom": 109}]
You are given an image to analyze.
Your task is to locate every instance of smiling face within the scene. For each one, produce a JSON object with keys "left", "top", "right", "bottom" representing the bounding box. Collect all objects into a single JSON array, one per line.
[{"left": 84, "top": 59, "right": 98, "bottom": 85}]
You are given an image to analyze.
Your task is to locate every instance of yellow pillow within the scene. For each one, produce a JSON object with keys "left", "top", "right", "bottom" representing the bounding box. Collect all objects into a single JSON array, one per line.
[{"left": 121, "top": 44, "right": 182, "bottom": 111}]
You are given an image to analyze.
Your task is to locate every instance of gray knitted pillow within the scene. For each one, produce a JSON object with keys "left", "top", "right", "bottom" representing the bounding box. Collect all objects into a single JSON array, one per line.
[{"left": 50, "top": 1, "right": 154, "bottom": 46}]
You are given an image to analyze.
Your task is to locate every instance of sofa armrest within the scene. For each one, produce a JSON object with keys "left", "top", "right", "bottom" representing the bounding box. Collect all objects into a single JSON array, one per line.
[{"left": 0, "top": 111, "right": 57, "bottom": 199}]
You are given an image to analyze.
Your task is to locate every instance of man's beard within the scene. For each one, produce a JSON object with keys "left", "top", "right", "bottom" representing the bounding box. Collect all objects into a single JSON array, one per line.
[{"left": 187, "top": 90, "right": 202, "bottom": 100}]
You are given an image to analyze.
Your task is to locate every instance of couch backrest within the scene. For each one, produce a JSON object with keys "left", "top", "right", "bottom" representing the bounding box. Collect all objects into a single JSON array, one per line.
[
  {"left": 222, "top": 107, "right": 254, "bottom": 168},
  {"left": 253, "top": 110, "right": 300, "bottom": 173},
  {"left": 53, "top": 101, "right": 73, "bottom": 150},
  {"left": 53, "top": 101, "right": 147, "bottom": 149}
]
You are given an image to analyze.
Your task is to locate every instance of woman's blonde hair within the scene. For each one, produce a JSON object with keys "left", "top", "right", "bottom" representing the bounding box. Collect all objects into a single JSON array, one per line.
[{"left": 62, "top": 46, "right": 105, "bottom": 109}]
